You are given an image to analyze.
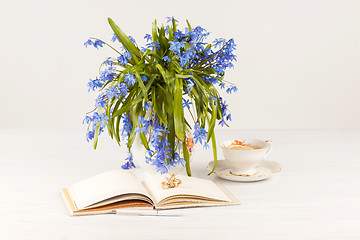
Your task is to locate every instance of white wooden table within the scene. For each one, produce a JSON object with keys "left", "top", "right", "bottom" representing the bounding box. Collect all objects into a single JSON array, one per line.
[{"left": 0, "top": 129, "right": 359, "bottom": 239}]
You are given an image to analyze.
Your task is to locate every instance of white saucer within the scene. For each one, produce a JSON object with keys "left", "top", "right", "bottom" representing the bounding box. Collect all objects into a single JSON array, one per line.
[{"left": 207, "top": 160, "right": 281, "bottom": 182}]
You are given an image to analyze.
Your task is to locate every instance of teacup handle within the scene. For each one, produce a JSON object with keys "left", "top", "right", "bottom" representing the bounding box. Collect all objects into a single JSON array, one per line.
[{"left": 265, "top": 140, "right": 272, "bottom": 158}]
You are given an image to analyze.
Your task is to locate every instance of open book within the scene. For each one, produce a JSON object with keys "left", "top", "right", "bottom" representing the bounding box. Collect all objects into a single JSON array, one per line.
[{"left": 60, "top": 170, "right": 239, "bottom": 216}]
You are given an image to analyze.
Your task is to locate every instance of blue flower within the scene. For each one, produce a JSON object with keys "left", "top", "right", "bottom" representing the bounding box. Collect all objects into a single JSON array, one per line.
[
  {"left": 92, "top": 112, "right": 109, "bottom": 128},
  {"left": 82, "top": 116, "right": 92, "bottom": 124},
  {"left": 86, "top": 130, "right": 95, "bottom": 142},
  {"left": 173, "top": 30, "right": 186, "bottom": 41},
  {"left": 180, "top": 51, "right": 192, "bottom": 67},
  {"left": 100, "top": 67, "right": 115, "bottom": 82},
  {"left": 120, "top": 114, "right": 132, "bottom": 140},
  {"left": 111, "top": 33, "right": 119, "bottom": 43},
  {"left": 218, "top": 118, "right": 226, "bottom": 127},
  {"left": 193, "top": 124, "right": 207, "bottom": 145},
  {"left": 104, "top": 57, "right": 114, "bottom": 66},
  {"left": 84, "top": 39, "right": 93, "bottom": 47},
  {"left": 226, "top": 114, "right": 232, "bottom": 121},
  {"left": 169, "top": 40, "right": 185, "bottom": 55},
  {"left": 124, "top": 73, "right": 137, "bottom": 86},
  {"left": 143, "top": 102, "right": 151, "bottom": 111},
  {"left": 94, "top": 40, "right": 104, "bottom": 49},
  {"left": 123, "top": 51, "right": 132, "bottom": 59},
  {"left": 174, "top": 153, "right": 186, "bottom": 167},
  {"left": 144, "top": 34, "right": 152, "bottom": 42},
  {"left": 138, "top": 115, "right": 150, "bottom": 134},
  {"left": 117, "top": 51, "right": 132, "bottom": 66},
  {"left": 166, "top": 16, "right": 178, "bottom": 23},
  {"left": 118, "top": 82, "right": 129, "bottom": 96},
  {"left": 128, "top": 36, "right": 137, "bottom": 46},
  {"left": 145, "top": 41, "right": 160, "bottom": 51},
  {"left": 162, "top": 56, "right": 171, "bottom": 63},
  {"left": 209, "top": 94, "right": 216, "bottom": 101},
  {"left": 87, "top": 78, "right": 103, "bottom": 92},
  {"left": 95, "top": 95, "right": 108, "bottom": 108},
  {"left": 182, "top": 99, "right": 192, "bottom": 108},
  {"left": 219, "top": 97, "right": 228, "bottom": 117},
  {"left": 226, "top": 85, "right": 238, "bottom": 94},
  {"left": 117, "top": 55, "right": 128, "bottom": 66},
  {"left": 122, "top": 151, "right": 135, "bottom": 169},
  {"left": 213, "top": 38, "right": 226, "bottom": 48},
  {"left": 186, "top": 79, "right": 194, "bottom": 92},
  {"left": 141, "top": 75, "right": 147, "bottom": 82},
  {"left": 134, "top": 126, "right": 142, "bottom": 134},
  {"left": 105, "top": 86, "right": 121, "bottom": 101}
]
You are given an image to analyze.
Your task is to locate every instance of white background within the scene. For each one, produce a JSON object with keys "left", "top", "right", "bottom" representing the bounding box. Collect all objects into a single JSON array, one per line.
[{"left": 1, "top": 0, "right": 359, "bottom": 130}]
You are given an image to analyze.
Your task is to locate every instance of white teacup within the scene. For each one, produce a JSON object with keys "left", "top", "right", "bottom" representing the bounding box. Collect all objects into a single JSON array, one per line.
[{"left": 220, "top": 138, "right": 272, "bottom": 176}]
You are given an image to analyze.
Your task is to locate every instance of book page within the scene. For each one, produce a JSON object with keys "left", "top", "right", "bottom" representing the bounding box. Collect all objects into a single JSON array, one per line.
[
  {"left": 142, "top": 174, "right": 232, "bottom": 206},
  {"left": 68, "top": 170, "right": 152, "bottom": 210}
]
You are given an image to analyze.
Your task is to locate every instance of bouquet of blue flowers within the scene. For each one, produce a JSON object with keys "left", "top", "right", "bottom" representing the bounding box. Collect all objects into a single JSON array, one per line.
[{"left": 83, "top": 17, "right": 237, "bottom": 176}]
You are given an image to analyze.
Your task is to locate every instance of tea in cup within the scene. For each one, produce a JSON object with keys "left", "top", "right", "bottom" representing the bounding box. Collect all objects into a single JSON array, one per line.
[{"left": 220, "top": 138, "right": 272, "bottom": 176}]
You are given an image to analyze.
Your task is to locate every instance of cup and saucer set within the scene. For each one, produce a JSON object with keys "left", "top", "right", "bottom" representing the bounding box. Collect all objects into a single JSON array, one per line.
[{"left": 207, "top": 138, "right": 281, "bottom": 182}]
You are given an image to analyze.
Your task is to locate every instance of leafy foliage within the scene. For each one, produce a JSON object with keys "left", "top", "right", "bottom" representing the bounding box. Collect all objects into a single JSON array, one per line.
[{"left": 83, "top": 17, "right": 237, "bottom": 175}]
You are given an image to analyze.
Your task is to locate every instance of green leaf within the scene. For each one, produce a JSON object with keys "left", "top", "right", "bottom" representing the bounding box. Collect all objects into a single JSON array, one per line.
[
  {"left": 140, "top": 132, "right": 150, "bottom": 150},
  {"left": 108, "top": 18, "right": 141, "bottom": 64},
  {"left": 133, "top": 71, "right": 147, "bottom": 102},
  {"left": 167, "top": 113, "right": 175, "bottom": 162},
  {"left": 208, "top": 131, "right": 218, "bottom": 175},
  {"left": 207, "top": 101, "right": 217, "bottom": 142},
  {"left": 155, "top": 64, "right": 170, "bottom": 85},
  {"left": 152, "top": 20, "right": 158, "bottom": 43},
  {"left": 162, "top": 85, "right": 174, "bottom": 113},
  {"left": 105, "top": 122, "right": 113, "bottom": 139},
  {"left": 127, "top": 129, "right": 136, "bottom": 149},
  {"left": 114, "top": 116, "right": 121, "bottom": 146},
  {"left": 112, "top": 90, "right": 143, "bottom": 118},
  {"left": 172, "top": 18, "right": 177, "bottom": 33},
  {"left": 182, "top": 139, "right": 191, "bottom": 176},
  {"left": 186, "top": 20, "right": 192, "bottom": 32},
  {"left": 170, "top": 61, "right": 183, "bottom": 72},
  {"left": 93, "top": 124, "right": 100, "bottom": 149},
  {"left": 174, "top": 78, "right": 185, "bottom": 140},
  {"left": 152, "top": 87, "right": 168, "bottom": 124},
  {"left": 167, "top": 25, "right": 174, "bottom": 40}
]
